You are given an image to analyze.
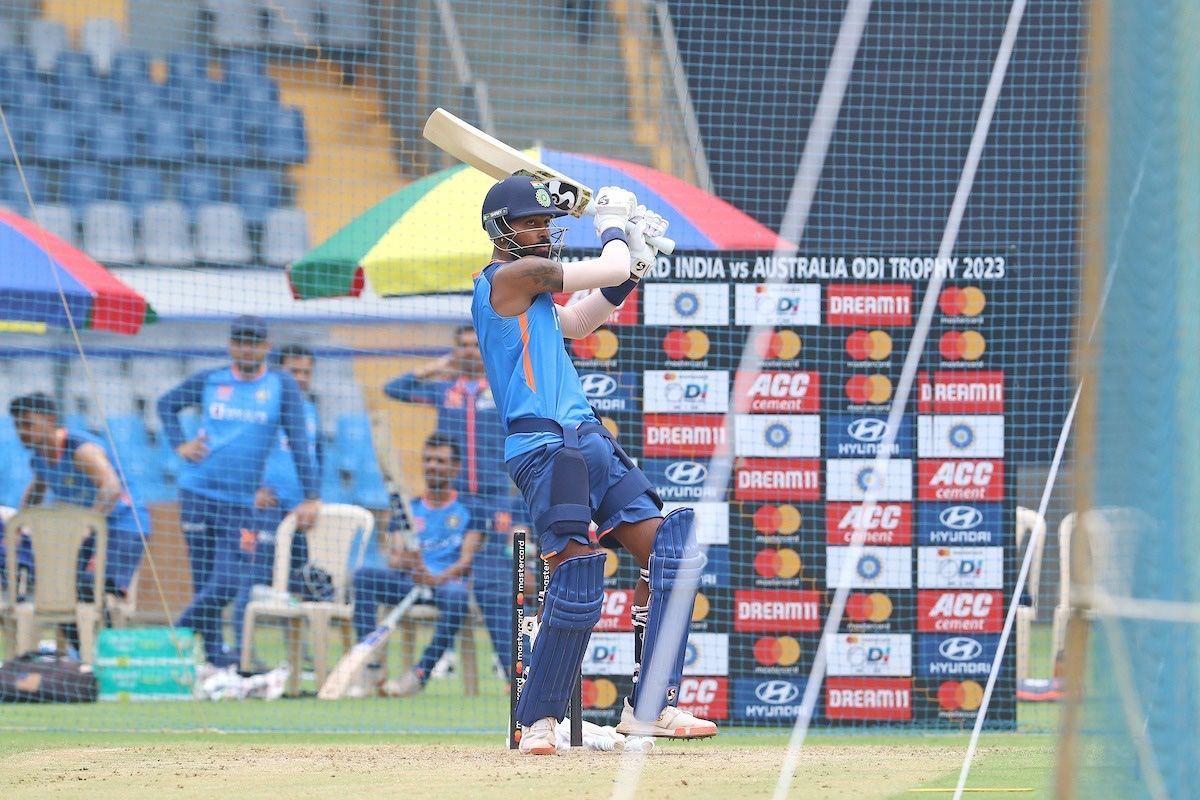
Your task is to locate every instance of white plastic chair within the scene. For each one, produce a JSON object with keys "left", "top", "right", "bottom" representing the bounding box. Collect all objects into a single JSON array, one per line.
[
  {"left": 81, "top": 17, "right": 125, "bottom": 76},
  {"left": 261, "top": 207, "right": 309, "bottom": 268},
  {"left": 1014, "top": 506, "right": 1048, "bottom": 682},
  {"left": 195, "top": 202, "right": 252, "bottom": 266},
  {"left": 139, "top": 201, "right": 195, "bottom": 267},
  {"left": 28, "top": 18, "right": 66, "bottom": 74},
  {"left": 83, "top": 201, "right": 138, "bottom": 265},
  {"left": 30, "top": 203, "right": 77, "bottom": 247}
]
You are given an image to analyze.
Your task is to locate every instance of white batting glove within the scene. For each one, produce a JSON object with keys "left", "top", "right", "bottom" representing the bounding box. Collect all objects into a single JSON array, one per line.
[
  {"left": 627, "top": 219, "right": 659, "bottom": 282},
  {"left": 628, "top": 205, "right": 669, "bottom": 244},
  {"left": 593, "top": 186, "right": 638, "bottom": 237}
]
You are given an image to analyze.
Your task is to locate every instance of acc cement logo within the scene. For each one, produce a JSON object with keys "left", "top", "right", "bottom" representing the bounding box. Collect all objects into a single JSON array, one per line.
[
  {"left": 755, "top": 680, "right": 801, "bottom": 705},
  {"left": 579, "top": 373, "right": 618, "bottom": 398},
  {"left": 939, "top": 505, "right": 984, "bottom": 530},
  {"left": 848, "top": 418, "right": 887, "bottom": 443},
  {"left": 938, "top": 636, "right": 983, "bottom": 661},
  {"left": 665, "top": 461, "right": 708, "bottom": 486}
]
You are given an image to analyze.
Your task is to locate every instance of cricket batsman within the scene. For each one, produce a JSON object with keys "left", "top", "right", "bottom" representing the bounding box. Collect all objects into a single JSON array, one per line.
[{"left": 471, "top": 175, "right": 717, "bottom": 754}]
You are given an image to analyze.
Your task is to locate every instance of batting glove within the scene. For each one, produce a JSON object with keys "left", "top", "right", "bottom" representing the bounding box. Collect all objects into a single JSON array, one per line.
[
  {"left": 594, "top": 186, "right": 638, "bottom": 237},
  {"left": 627, "top": 219, "right": 659, "bottom": 282}
]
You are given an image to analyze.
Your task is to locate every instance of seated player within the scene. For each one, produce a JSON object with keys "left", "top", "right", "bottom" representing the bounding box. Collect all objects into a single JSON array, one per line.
[{"left": 350, "top": 434, "right": 481, "bottom": 697}]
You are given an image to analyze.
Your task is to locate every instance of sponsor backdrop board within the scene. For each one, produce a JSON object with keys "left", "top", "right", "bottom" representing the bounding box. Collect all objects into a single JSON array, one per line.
[{"left": 570, "top": 252, "right": 1015, "bottom": 730}]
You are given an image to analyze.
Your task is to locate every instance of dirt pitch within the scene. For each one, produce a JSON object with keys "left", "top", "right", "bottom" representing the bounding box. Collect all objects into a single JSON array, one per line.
[{"left": 0, "top": 740, "right": 1051, "bottom": 799}]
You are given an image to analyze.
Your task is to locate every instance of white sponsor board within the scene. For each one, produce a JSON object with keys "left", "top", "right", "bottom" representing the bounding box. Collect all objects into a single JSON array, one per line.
[
  {"left": 734, "top": 284, "right": 821, "bottom": 326},
  {"left": 917, "top": 546, "right": 1004, "bottom": 589},
  {"left": 734, "top": 414, "right": 821, "bottom": 457},
  {"left": 643, "top": 370, "right": 730, "bottom": 413},
  {"left": 825, "top": 633, "right": 913, "bottom": 677},
  {"left": 683, "top": 633, "right": 730, "bottom": 676},
  {"left": 582, "top": 632, "right": 635, "bottom": 675},
  {"left": 917, "top": 415, "right": 1005, "bottom": 458},
  {"left": 644, "top": 284, "right": 730, "bottom": 326},
  {"left": 826, "top": 459, "right": 914, "bottom": 501},
  {"left": 826, "top": 546, "right": 913, "bottom": 589},
  {"left": 662, "top": 501, "right": 730, "bottom": 545}
]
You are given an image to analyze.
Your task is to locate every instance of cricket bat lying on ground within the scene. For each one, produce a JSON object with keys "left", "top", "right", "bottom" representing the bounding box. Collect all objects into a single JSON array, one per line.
[
  {"left": 317, "top": 584, "right": 431, "bottom": 700},
  {"left": 423, "top": 107, "right": 676, "bottom": 254}
]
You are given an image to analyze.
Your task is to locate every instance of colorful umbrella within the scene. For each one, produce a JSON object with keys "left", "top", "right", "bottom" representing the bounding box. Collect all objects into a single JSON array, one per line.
[
  {"left": 290, "top": 147, "right": 787, "bottom": 299},
  {"left": 0, "top": 210, "right": 155, "bottom": 335}
]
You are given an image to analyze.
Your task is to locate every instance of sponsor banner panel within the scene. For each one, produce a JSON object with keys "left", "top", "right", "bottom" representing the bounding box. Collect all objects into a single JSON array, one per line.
[
  {"left": 733, "top": 370, "right": 821, "bottom": 414},
  {"left": 644, "top": 283, "right": 731, "bottom": 326},
  {"left": 596, "top": 588, "right": 635, "bottom": 632},
  {"left": 583, "top": 632, "right": 635, "bottom": 676},
  {"left": 734, "top": 589, "right": 823, "bottom": 632},
  {"left": 732, "top": 633, "right": 820, "bottom": 676},
  {"left": 734, "top": 538, "right": 823, "bottom": 589},
  {"left": 916, "top": 546, "right": 1004, "bottom": 589},
  {"left": 840, "top": 590, "right": 911, "bottom": 633},
  {"left": 826, "top": 459, "right": 913, "bottom": 501},
  {"left": 916, "top": 590, "right": 1003, "bottom": 633},
  {"left": 734, "top": 414, "right": 821, "bottom": 457},
  {"left": 684, "top": 633, "right": 730, "bottom": 677},
  {"left": 826, "top": 546, "right": 913, "bottom": 589},
  {"left": 735, "top": 501, "right": 822, "bottom": 539},
  {"left": 917, "top": 370, "right": 1005, "bottom": 413},
  {"left": 643, "top": 413, "right": 727, "bottom": 457},
  {"left": 917, "top": 415, "right": 1005, "bottom": 458},
  {"left": 825, "top": 633, "right": 913, "bottom": 677},
  {"left": 577, "top": 370, "right": 640, "bottom": 413},
  {"left": 917, "top": 460, "right": 1004, "bottom": 501},
  {"left": 642, "top": 369, "right": 730, "bottom": 413},
  {"left": 663, "top": 501, "right": 730, "bottom": 545},
  {"left": 734, "top": 283, "right": 822, "bottom": 326},
  {"left": 735, "top": 458, "right": 822, "bottom": 501},
  {"left": 916, "top": 634, "right": 1000, "bottom": 678},
  {"left": 825, "top": 413, "right": 914, "bottom": 458},
  {"left": 826, "top": 284, "right": 914, "bottom": 327},
  {"left": 917, "top": 503, "right": 1006, "bottom": 546},
  {"left": 643, "top": 458, "right": 728, "bottom": 503},
  {"left": 732, "top": 678, "right": 808, "bottom": 722},
  {"left": 701, "top": 545, "right": 732, "bottom": 589},
  {"left": 825, "top": 677, "right": 913, "bottom": 721},
  {"left": 690, "top": 588, "right": 733, "bottom": 634},
  {"left": 825, "top": 502, "right": 913, "bottom": 546},
  {"left": 677, "top": 677, "right": 730, "bottom": 721},
  {"left": 582, "top": 675, "right": 634, "bottom": 727}
]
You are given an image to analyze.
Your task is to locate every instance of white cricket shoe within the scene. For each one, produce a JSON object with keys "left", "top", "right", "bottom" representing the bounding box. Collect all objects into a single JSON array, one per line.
[
  {"left": 430, "top": 649, "right": 458, "bottom": 679},
  {"left": 615, "top": 698, "right": 718, "bottom": 739},
  {"left": 518, "top": 717, "right": 558, "bottom": 755},
  {"left": 347, "top": 664, "right": 386, "bottom": 699},
  {"left": 381, "top": 669, "right": 423, "bottom": 698}
]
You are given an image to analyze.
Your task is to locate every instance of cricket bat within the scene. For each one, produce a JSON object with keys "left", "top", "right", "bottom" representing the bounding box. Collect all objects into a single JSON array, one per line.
[
  {"left": 317, "top": 584, "right": 431, "bottom": 700},
  {"left": 422, "top": 107, "right": 676, "bottom": 254}
]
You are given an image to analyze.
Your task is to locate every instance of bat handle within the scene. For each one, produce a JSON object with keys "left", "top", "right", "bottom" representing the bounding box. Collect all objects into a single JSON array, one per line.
[{"left": 581, "top": 201, "right": 677, "bottom": 255}]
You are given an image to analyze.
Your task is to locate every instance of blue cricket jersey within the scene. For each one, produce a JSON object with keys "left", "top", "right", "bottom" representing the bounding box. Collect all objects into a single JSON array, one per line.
[
  {"left": 157, "top": 366, "right": 319, "bottom": 506},
  {"left": 412, "top": 493, "right": 472, "bottom": 576},
  {"left": 261, "top": 396, "right": 320, "bottom": 511},
  {"left": 27, "top": 428, "right": 150, "bottom": 534},
  {"left": 471, "top": 262, "right": 598, "bottom": 461}
]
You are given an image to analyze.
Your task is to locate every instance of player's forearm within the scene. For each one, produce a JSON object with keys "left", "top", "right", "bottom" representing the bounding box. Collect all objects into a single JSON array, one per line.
[
  {"left": 92, "top": 481, "right": 121, "bottom": 517},
  {"left": 560, "top": 237, "right": 630, "bottom": 292},
  {"left": 557, "top": 291, "right": 618, "bottom": 339}
]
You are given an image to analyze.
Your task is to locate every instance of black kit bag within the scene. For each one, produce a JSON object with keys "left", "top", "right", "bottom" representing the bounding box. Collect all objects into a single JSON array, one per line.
[{"left": 0, "top": 652, "right": 99, "bottom": 703}]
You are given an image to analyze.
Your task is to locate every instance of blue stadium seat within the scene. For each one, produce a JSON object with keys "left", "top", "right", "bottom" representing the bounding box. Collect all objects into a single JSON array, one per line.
[
  {"left": 263, "top": 106, "right": 308, "bottom": 165},
  {"left": 0, "top": 164, "right": 49, "bottom": 212},
  {"left": 320, "top": 443, "right": 354, "bottom": 505},
  {"left": 9, "top": 77, "right": 45, "bottom": 113},
  {"left": 333, "top": 414, "right": 390, "bottom": 509},
  {"left": 0, "top": 416, "right": 33, "bottom": 508},
  {"left": 231, "top": 167, "right": 282, "bottom": 225},
  {"left": 31, "top": 110, "right": 76, "bottom": 163},
  {"left": 109, "top": 50, "right": 149, "bottom": 109},
  {"left": 118, "top": 165, "right": 165, "bottom": 210},
  {"left": 49, "top": 50, "right": 98, "bottom": 109},
  {"left": 126, "top": 81, "right": 163, "bottom": 120},
  {"left": 105, "top": 414, "right": 171, "bottom": 503},
  {"left": 193, "top": 103, "right": 247, "bottom": 163},
  {"left": 222, "top": 49, "right": 266, "bottom": 85},
  {"left": 86, "top": 114, "right": 133, "bottom": 163},
  {"left": 61, "top": 162, "right": 111, "bottom": 213},
  {"left": 0, "top": 109, "right": 38, "bottom": 164},
  {"left": 142, "top": 108, "right": 188, "bottom": 163},
  {"left": 0, "top": 48, "right": 34, "bottom": 106},
  {"left": 168, "top": 51, "right": 208, "bottom": 85},
  {"left": 175, "top": 165, "right": 221, "bottom": 212}
]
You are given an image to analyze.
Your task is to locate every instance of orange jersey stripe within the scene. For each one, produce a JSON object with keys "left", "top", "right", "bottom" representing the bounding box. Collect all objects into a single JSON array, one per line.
[{"left": 518, "top": 312, "right": 537, "bottom": 392}]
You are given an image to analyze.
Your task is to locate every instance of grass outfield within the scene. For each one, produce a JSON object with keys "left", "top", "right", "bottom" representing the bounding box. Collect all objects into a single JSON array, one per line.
[{"left": 0, "top": 729, "right": 1055, "bottom": 799}]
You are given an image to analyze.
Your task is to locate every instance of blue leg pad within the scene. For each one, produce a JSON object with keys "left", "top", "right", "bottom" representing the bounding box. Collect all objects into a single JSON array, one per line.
[
  {"left": 631, "top": 507, "right": 705, "bottom": 718},
  {"left": 515, "top": 551, "right": 605, "bottom": 726}
]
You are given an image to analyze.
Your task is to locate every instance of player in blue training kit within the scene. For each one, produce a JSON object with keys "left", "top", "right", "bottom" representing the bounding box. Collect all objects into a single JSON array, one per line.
[
  {"left": 472, "top": 176, "right": 717, "bottom": 753},
  {"left": 10, "top": 392, "right": 151, "bottom": 649},
  {"left": 350, "top": 434, "right": 481, "bottom": 697},
  {"left": 157, "top": 316, "right": 321, "bottom": 667}
]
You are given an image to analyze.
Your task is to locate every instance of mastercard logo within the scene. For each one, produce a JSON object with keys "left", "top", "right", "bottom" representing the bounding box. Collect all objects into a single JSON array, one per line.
[
  {"left": 752, "top": 504, "right": 802, "bottom": 535},
  {"left": 845, "top": 374, "right": 893, "bottom": 404},
  {"left": 572, "top": 329, "right": 619, "bottom": 360},
  {"left": 755, "top": 329, "right": 802, "bottom": 360},
  {"left": 754, "top": 635, "right": 802, "bottom": 666},
  {"left": 662, "top": 329, "right": 711, "bottom": 360},
  {"left": 939, "top": 330, "right": 986, "bottom": 361},
  {"left": 582, "top": 677, "right": 619, "bottom": 709},
  {"left": 845, "top": 330, "right": 892, "bottom": 361},
  {"left": 938, "top": 679, "right": 984, "bottom": 711},
  {"left": 754, "top": 547, "right": 802, "bottom": 579},
  {"left": 602, "top": 548, "right": 619, "bottom": 578},
  {"left": 939, "top": 286, "right": 986, "bottom": 317},
  {"left": 844, "top": 592, "right": 893, "bottom": 623},
  {"left": 692, "top": 591, "right": 710, "bottom": 621},
  {"left": 600, "top": 416, "right": 620, "bottom": 439}
]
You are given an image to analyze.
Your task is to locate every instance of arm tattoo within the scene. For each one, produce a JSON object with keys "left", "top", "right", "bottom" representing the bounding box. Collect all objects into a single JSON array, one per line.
[{"left": 528, "top": 261, "right": 563, "bottom": 293}]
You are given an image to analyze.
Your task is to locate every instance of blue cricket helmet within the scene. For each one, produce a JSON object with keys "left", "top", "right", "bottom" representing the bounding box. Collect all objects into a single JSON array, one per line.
[{"left": 481, "top": 175, "right": 567, "bottom": 239}]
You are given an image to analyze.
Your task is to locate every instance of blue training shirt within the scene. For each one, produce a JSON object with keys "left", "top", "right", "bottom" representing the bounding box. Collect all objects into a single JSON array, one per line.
[
  {"left": 157, "top": 366, "right": 319, "bottom": 506},
  {"left": 471, "top": 262, "right": 598, "bottom": 461},
  {"left": 412, "top": 493, "right": 472, "bottom": 576},
  {"left": 27, "top": 427, "right": 150, "bottom": 535},
  {"left": 261, "top": 396, "right": 321, "bottom": 511}
]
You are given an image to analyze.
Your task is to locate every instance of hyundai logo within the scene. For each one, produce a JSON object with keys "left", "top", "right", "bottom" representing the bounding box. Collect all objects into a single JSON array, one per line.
[
  {"left": 939, "top": 505, "right": 984, "bottom": 530},
  {"left": 755, "top": 680, "right": 801, "bottom": 705},
  {"left": 848, "top": 418, "right": 887, "bottom": 443},
  {"left": 579, "top": 373, "right": 617, "bottom": 398},
  {"left": 665, "top": 461, "right": 708, "bottom": 485},
  {"left": 938, "top": 636, "right": 983, "bottom": 661}
]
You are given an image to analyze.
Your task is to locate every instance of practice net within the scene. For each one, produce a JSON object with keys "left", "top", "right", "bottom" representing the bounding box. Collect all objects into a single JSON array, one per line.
[{"left": 0, "top": 0, "right": 1081, "bottom": 737}]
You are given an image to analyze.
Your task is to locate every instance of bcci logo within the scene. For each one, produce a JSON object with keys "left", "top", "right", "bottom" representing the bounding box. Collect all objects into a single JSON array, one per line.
[{"left": 534, "top": 187, "right": 552, "bottom": 208}]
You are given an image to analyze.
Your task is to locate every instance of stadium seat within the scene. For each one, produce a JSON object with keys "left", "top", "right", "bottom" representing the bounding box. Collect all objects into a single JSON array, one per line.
[
  {"left": 32, "top": 109, "right": 77, "bottom": 164},
  {"left": 0, "top": 20, "right": 16, "bottom": 50},
  {"left": 0, "top": 416, "right": 33, "bottom": 507},
  {"left": 264, "top": 0, "right": 319, "bottom": 46},
  {"left": 195, "top": 202, "right": 252, "bottom": 265},
  {"left": 112, "top": 50, "right": 150, "bottom": 88},
  {"left": 82, "top": 201, "right": 138, "bottom": 265},
  {"left": 81, "top": 17, "right": 126, "bottom": 76},
  {"left": 263, "top": 106, "right": 308, "bottom": 165},
  {"left": 320, "top": 0, "right": 373, "bottom": 47},
  {"left": 261, "top": 208, "right": 309, "bottom": 268},
  {"left": 29, "top": 204, "right": 78, "bottom": 246},
  {"left": 9, "top": 74, "right": 45, "bottom": 112},
  {"left": 28, "top": 18, "right": 66, "bottom": 74},
  {"left": 118, "top": 165, "right": 166, "bottom": 210},
  {"left": 86, "top": 114, "right": 134, "bottom": 164},
  {"left": 332, "top": 414, "right": 390, "bottom": 509},
  {"left": 0, "top": 47, "right": 33, "bottom": 106},
  {"left": 175, "top": 165, "right": 221, "bottom": 212},
  {"left": 139, "top": 200, "right": 194, "bottom": 267},
  {"left": 205, "top": 0, "right": 264, "bottom": 48},
  {"left": 142, "top": 108, "right": 189, "bottom": 164},
  {"left": 61, "top": 162, "right": 111, "bottom": 213},
  {"left": 222, "top": 48, "right": 267, "bottom": 84},
  {"left": 0, "top": 164, "right": 49, "bottom": 212},
  {"left": 194, "top": 105, "right": 248, "bottom": 163},
  {"left": 48, "top": 50, "right": 98, "bottom": 110},
  {"left": 231, "top": 167, "right": 282, "bottom": 225},
  {"left": 126, "top": 81, "right": 164, "bottom": 122}
]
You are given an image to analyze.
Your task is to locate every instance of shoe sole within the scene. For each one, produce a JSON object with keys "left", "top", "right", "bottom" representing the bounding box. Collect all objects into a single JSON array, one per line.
[
  {"left": 616, "top": 722, "right": 718, "bottom": 740},
  {"left": 518, "top": 745, "right": 558, "bottom": 755}
]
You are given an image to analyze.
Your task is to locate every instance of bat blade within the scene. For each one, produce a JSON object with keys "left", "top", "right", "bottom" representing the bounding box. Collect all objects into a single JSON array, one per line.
[{"left": 317, "top": 585, "right": 431, "bottom": 700}]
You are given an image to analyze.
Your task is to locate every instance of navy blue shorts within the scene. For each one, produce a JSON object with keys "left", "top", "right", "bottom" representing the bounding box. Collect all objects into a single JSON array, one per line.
[{"left": 506, "top": 432, "right": 661, "bottom": 558}]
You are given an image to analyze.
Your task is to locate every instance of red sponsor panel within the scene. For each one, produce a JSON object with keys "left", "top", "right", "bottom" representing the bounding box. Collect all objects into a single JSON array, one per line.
[
  {"left": 735, "top": 458, "right": 822, "bottom": 501},
  {"left": 826, "top": 284, "right": 914, "bottom": 326},
  {"left": 596, "top": 588, "right": 634, "bottom": 632},
  {"left": 553, "top": 288, "right": 638, "bottom": 326},
  {"left": 678, "top": 677, "right": 729, "bottom": 721},
  {"left": 917, "top": 590, "right": 1003, "bottom": 633},
  {"left": 825, "top": 678, "right": 913, "bottom": 721},
  {"left": 917, "top": 370, "right": 1005, "bottom": 413},
  {"left": 825, "top": 502, "right": 913, "bottom": 545},
  {"left": 734, "top": 589, "right": 822, "bottom": 632},
  {"left": 643, "top": 414, "right": 728, "bottom": 457},
  {"left": 733, "top": 371, "right": 821, "bottom": 414},
  {"left": 917, "top": 460, "right": 1004, "bottom": 501}
]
